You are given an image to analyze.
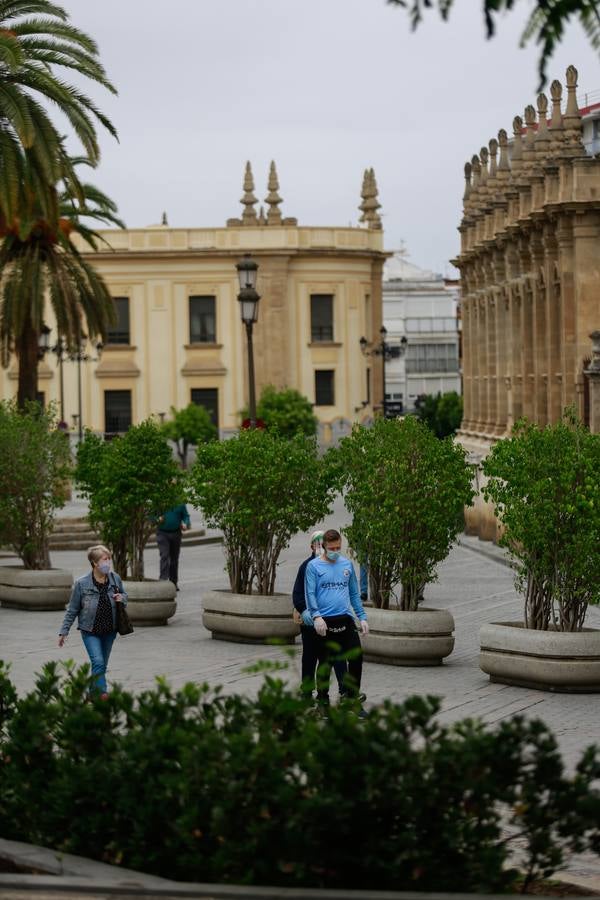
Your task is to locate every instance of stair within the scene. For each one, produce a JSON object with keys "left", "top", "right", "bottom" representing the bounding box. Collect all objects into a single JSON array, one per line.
[{"left": 50, "top": 517, "right": 220, "bottom": 551}]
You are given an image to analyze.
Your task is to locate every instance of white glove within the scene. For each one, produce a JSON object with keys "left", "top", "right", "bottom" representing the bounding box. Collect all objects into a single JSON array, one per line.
[
  {"left": 360, "top": 620, "right": 369, "bottom": 635},
  {"left": 314, "top": 616, "right": 327, "bottom": 637}
]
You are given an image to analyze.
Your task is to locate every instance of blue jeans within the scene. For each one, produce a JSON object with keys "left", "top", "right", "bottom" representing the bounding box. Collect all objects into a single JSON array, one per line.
[{"left": 81, "top": 631, "right": 117, "bottom": 694}]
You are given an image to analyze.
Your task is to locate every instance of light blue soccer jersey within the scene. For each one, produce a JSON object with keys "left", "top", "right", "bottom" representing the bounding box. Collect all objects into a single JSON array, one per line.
[{"left": 304, "top": 555, "right": 366, "bottom": 621}]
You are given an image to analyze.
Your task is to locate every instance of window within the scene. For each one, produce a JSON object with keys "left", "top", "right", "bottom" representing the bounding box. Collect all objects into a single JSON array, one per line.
[
  {"left": 315, "top": 370, "right": 335, "bottom": 406},
  {"left": 104, "top": 390, "right": 132, "bottom": 434},
  {"left": 405, "top": 343, "right": 459, "bottom": 374},
  {"left": 310, "top": 294, "right": 334, "bottom": 342},
  {"left": 35, "top": 391, "right": 45, "bottom": 408},
  {"left": 191, "top": 388, "right": 219, "bottom": 429},
  {"left": 405, "top": 317, "right": 457, "bottom": 333},
  {"left": 189, "top": 296, "right": 216, "bottom": 344},
  {"left": 107, "top": 297, "right": 130, "bottom": 345}
]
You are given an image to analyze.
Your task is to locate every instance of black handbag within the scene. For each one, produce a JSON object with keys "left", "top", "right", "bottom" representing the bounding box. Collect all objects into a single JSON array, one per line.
[{"left": 111, "top": 574, "right": 134, "bottom": 636}]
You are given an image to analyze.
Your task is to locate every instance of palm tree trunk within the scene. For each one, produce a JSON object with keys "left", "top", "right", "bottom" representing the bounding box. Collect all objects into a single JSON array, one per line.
[{"left": 17, "top": 320, "right": 39, "bottom": 409}]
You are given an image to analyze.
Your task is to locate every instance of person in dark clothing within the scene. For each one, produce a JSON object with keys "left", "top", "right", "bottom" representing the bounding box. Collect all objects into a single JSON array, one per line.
[
  {"left": 156, "top": 503, "right": 190, "bottom": 590},
  {"left": 292, "top": 530, "right": 346, "bottom": 701}
]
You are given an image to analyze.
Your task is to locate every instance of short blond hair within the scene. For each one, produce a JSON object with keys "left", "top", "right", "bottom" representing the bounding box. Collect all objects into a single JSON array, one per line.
[{"left": 87, "top": 544, "right": 112, "bottom": 566}]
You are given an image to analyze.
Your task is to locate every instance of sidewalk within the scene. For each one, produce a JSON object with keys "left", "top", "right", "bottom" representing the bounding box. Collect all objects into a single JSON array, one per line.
[{"left": 1, "top": 497, "right": 600, "bottom": 891}]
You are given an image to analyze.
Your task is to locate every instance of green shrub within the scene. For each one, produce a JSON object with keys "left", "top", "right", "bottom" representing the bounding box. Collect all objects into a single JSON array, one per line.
[
  {"left": 483, "top": 413, "right": 600, "bottom": 631},
  {"left": 0, "top": 660, "right": 599, "bottom": 892},
  {"left": 414, "top": 391, "right": 463, "bottom": 438},
  {"left": 333, "top": 416, "right": 475, "bottom": 609},
  {"left": 241, "top": 385, "right": 318, "bottom": 438},
  {"left": 75, "top": 420, "right": 181, "bottom": 580},
  {"left": 187, "top": 428, "right": 334, "bottom": 594},
  {"left": 0, "top": 400, "right": 72, "bottom": 569},
  {"left": 161, "top": 403, "right": 217, "bottom": 469}
]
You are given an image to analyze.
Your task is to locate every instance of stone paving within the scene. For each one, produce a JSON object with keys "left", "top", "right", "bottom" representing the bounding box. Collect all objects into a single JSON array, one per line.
[{"left": 1, "top": 494, "right": 600, "bottom": 889}]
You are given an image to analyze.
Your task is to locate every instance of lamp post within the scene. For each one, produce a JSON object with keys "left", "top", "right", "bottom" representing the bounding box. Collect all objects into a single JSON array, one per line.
[
  {"left": 71, "top": 332, "right": 103, "bottom": 443},
  {"left": 359, "top": 326, "right": 407, "bottom": 418},
  {"left": 38, "top": 326, "right": 101, "bottom": 436},
  {"left": 236, "top": 255, "right": 261, "bottom": 428}
]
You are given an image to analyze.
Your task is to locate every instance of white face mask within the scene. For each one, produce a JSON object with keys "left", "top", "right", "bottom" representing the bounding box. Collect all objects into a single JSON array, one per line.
[
  {"left": 97, "top": 560, "right": 111, "bottom": 575},
  {"left": 312, "top": 541, "right": 322, "bottom": 556}
]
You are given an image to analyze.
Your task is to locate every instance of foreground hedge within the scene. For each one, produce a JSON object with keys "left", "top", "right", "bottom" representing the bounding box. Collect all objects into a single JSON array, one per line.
[{"left": 1, "top": 661, "right": 599, "bottom": 891}]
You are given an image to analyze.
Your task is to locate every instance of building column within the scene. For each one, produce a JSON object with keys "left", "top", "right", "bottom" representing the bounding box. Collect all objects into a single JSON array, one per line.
[
  {"left": 530, "top": 229, "right": 548, "bottom": 425},
  {"left": 572, "top": 211, "right": 600, "bottom": 421},
  {"left": 556, "top": 214, "right": 576, "bottom": 412},
  {"left": 543, "top": 224, "right": 562, "bottom": 423},
  {"left": 521, "top": 278, "right": 535, "bottom": 422},
  {"left": 461, "top": 295, "right": 474, "bottom": 430}
]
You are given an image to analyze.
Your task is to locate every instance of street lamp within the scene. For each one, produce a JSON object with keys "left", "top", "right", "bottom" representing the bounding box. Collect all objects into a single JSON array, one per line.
[
  {"left": 71, "top": 333, "right": 103, "bottom": 443},
  {"left": 359, "top": 326, "right": 407, "bottom": 418},
  {"left": 236, "top": 255, "right": 261, "bottom": 428},
  {"left": 40, "top": 325, "right": 103, "bottom": 440}
]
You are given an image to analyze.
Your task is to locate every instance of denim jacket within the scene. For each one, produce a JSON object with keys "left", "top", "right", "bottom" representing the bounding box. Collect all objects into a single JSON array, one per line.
[{"left": 60, "top": 571, "right": 128, "bottom": 636}]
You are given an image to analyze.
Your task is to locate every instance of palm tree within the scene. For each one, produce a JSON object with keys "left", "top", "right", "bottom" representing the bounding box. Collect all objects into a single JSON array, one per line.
[
  {"left": 0, "top": 0, "right": 117, "bottom": 223},
  {"left": 0, "top": 157, "right": 124, "bottom": 406}
]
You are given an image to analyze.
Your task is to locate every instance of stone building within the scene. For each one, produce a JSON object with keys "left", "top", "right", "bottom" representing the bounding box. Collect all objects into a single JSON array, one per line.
[
  {"left": 383, "top": 251, "right": 460, "bottom": 413},
  {"left": 454, "top": 65, "right": 600, "bottom": 454},
  {"left": 0, "top": 163, "right": 388, "bottom": 444}
]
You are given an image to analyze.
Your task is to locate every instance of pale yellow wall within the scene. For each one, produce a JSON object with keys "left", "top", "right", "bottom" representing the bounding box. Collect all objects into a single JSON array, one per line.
[{"left": 0, "top": 225, "right": 387, "bottom": 439}]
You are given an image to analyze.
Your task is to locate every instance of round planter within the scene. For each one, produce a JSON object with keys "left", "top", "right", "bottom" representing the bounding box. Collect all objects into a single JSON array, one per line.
[
  {"left": 202, "top": 589, "right": 299, "bottom": 645},
  {"left": 123, "top": 579, "right": 177, "bottom": 626},
  {"left": 480, "top": 622, "right": 600, "bottom": 693},
  {"left": 361, "top": 607, "right": 455, "bottom": 666},
  {"left": 0, "top": 566, "right": 73, "bottom": 611}
]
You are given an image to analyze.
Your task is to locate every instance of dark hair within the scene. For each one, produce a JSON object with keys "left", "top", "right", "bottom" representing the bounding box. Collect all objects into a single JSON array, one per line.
[{"left": 322, "top": 528, "right": 341, "bottom": 546}]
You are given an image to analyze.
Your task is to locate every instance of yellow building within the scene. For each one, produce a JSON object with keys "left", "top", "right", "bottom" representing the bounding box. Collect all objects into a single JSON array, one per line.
[{"left": 0, "top": 163, "right": 388, "bottom": 443}]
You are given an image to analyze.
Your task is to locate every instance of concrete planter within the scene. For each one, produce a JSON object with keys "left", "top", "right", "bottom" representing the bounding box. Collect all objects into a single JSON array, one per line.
[
  {"left": 361, "top": 607, "right": 455, "bottom": 666},
  {"left": 202, "top": 589, "right": 299, "bottom": 644},
  {"left": 0, "top": 566, "right": 72, "bottom": 611},
  {"left": 480, "top": 622, "right": 600, "bottom": 693},
  {"left": 123, "top": 579, "right": 177, "bottom": 626}
]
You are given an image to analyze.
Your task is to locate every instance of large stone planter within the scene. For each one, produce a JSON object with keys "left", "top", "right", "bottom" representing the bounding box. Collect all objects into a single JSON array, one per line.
[
  {"left": 123, "top": 579, "right": 177, "bottom": 626},
  {"left": 480, "top": 622, "right": 600, "bottom": 693},
  {"left": 0, "top": 566, "right": 72, "bottom": 611},
  {"left": 361, "top": 607, "right": 455, "bottom": 666},
  {"left": 203, "top": 589, "right": 299, "bottom": 644}
]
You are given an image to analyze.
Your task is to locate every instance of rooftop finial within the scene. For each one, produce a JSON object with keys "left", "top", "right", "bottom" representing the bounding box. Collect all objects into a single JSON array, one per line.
[
  {"left": 360, "top": 168, "right": 382, "bottom": 228},
  {"left": 463, "top": 161, "right": 472, "bottom": 207},
  {"left": 563, "top": 65, "right": 584, "bottom": 156},
  {"left": 161, "top": 211, "right": 168, "bottom": 226},
  {"left": 488, "top": 138, "right": 498, "bottom": 181},
  {"left": 534, "top": 93, "right": 550, "bottom": 160},
  {"left": 510, "top": 115, "right": 524, "bottom": 182},
  {"left": 497, "top": 129, "right": 510, "bottom": 180},
  {"left": 265, "top": 160, "right": 283, "bottom": 225},
  {"left": 240, "top": 161, "right": 258, "bottom": 225},
  {"left": 549, "top": 79, "right": 565, "bottom": 158},
  {"left": 522, "top": 105, "right": 537, "bottom": 175}
]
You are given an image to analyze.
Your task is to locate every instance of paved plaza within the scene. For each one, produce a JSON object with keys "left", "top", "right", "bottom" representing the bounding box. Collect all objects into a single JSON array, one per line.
[{"left": 1, "top": 494, "right": 600, "bottom": 888}]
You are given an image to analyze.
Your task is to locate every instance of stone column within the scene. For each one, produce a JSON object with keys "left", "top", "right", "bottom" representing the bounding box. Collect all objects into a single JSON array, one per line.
[
  {"left": 543, "top": 225, "right": 562, "bottom": 423},
  {"left": 495, "top": 289, "right": 509, "bottom": 435},
  {"left": 509, "top": 286, "right": 522, "bottom": 425},
  {"left": 586, "top": 331, "right": 600, "bottom": 434},
  {"left": 530, "top": 229, "right": 547, "bottom": 425},
  {"left": 486, "top": 292, "right": 498, "bottom": 435},
  {"left": 461, "top": 295, "right": 474, "bottom": 430},
  {"left": 557, "top": 214, "right": 576, "bottom": 411},
  {"left": 521, "top": 278, "right": 535, "bottom": 421}
]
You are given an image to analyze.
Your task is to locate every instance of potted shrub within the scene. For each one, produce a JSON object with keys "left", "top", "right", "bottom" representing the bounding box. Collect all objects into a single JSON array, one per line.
[
  {"left": 0, "top": 400, "right": 73, "bottom": 610},
  {"left": 480, "top": 413, "right": 600, "bottom": 691},
  {"left": 75, "top": 420, "right": 182, "bottom": 625},
  {"left": 188, "top": 427, "right": 335, "bottom": 643},
  {"left": 334, "top": 415, "right": 475, "bottom": 665}
]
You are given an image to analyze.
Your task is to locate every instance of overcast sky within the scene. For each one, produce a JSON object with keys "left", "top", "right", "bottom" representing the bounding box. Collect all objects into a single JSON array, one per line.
[{"left": 61, "top": 0, "right": 600, "bottom": 275}]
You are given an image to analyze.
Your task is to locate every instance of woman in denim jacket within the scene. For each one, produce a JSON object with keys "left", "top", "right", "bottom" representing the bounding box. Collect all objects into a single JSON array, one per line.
[{"left": 59, "top": 545, "right": 128, "bottom": 697}]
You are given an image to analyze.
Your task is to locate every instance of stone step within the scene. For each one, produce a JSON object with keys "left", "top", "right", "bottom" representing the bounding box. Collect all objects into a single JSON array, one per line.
[{"left": 48, "top": 528, "right": 219, "bottom": 552}]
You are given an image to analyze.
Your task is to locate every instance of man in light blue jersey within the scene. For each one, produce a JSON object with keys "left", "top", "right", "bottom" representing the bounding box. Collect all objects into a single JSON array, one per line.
[{"left": 304, "top": 527, "right": 369, "bottom": 711}]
